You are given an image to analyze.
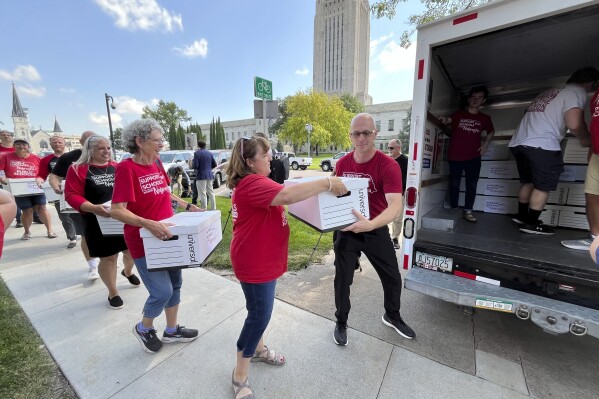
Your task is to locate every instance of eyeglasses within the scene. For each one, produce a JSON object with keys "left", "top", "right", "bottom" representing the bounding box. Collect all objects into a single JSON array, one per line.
[
  {"left": 240, "top": 136, "right": 251, "bottom": 161},
  {"left": 350, "top": 130, "right": 375, "bottom": 138},
  {"left": 145, "top": 137, "right": 166, "bottom": 144},
  {"left": 388, "top": 146, "right": 395, "bottom": 150}
]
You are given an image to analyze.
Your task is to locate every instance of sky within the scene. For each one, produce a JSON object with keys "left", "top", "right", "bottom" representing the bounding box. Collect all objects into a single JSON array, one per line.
[{"left": 0, "top": 0, "right": 423, "bottom": 138}]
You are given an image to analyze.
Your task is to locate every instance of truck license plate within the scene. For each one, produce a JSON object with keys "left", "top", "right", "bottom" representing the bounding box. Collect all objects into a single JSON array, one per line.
[{"left": 415, "top": 251, "right": 453, "bottom": 272}]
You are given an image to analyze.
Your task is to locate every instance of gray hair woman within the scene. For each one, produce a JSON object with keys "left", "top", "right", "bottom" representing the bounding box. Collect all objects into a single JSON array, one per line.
[
  {"left": 110, "top": 118, "right": 202, "bottom": 354},
  {"left": 64, "top": 135, "right": 140, "bottom": 310}
]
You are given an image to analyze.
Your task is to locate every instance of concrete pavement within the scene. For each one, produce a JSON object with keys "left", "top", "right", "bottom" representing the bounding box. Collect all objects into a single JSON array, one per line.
[{"left": 0, "top": 204, "right": 572, "bottom": 399}]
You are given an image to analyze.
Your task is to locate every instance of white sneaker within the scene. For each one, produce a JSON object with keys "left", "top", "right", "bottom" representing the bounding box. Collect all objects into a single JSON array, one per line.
[
  {"left": 561, "top": 238, "right": 593, "bottom": 251},
  {"left": 88, "top": 267, "right": 100, "bottom": 280}
]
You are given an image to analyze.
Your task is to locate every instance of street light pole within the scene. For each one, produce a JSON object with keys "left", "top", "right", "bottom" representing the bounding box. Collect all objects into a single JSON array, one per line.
[
  {"left": 305, "top": 123, "right": 312, "bottom": 157},
  {"left": 104, "top": 93, "right": 116, "bottom": 158}
]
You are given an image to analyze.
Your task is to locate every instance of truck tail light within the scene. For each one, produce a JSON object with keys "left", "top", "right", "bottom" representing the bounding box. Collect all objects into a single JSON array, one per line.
[{"left": 405, "top": 187, "right": 417, "bottom": 209}]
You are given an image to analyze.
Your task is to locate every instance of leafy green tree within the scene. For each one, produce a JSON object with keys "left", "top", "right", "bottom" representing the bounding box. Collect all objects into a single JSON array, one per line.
[
  {"left": 189, "top": 123, "right": 204, "bottom": 142},
  {"left": 277, "top": 90, "right": 352, "bottom": 155},
  {"left": 209, "top": 118, "right": 216, "bottom": 149},
  {"left": 176, "top": 124, "right": 186, "bottom": 150},
  {"left": 398, "top": 109, "right": 411, "bottom": 153},
  {"left": 112, "top": 127, "right": 124, "bottom": 151},
  {"left": 338, "top": 93, "right": 366, "bottom": 114},
  {"left": 141, "top": 100, "right": 192, "bottom": 137},
  {"left": 168, "top": 125, "right": 177, "bottom": 150},
  {"left": 276, "top": 140, "right": 284, "bottom": 152},
  {"left": 268, "top": 97, "right": 288, "bottom": 136},
  {"left": 371, "top": 0, "right": 493, "bottom": 47}
]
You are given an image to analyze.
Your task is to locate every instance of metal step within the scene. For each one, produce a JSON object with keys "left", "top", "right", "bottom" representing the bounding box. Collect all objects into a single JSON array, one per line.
[
  {"left": 421, "top": 207, "right": 461, "bottom": 232},
  {"left": 405, "top": 267, "right": 599, "bottom": 338}
]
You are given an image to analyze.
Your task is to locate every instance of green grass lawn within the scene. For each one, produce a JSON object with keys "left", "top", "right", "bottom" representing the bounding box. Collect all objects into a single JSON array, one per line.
[
  {"left": 0, "top": 278, "right": 76, "bottom": 399},
  {"left": 306, "top": 153, "right": 333, "bottom": 171},
  {"left": 203, "top": 196, "right": 334, "bottom": 271}
]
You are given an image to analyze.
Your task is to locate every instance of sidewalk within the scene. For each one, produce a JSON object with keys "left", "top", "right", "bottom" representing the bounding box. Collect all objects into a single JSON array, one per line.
[{"left": 0, "top": 207, "right": 528, "bottom": 399}]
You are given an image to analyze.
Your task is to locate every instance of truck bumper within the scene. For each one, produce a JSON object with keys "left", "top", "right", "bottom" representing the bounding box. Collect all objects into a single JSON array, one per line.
[{"left": 405, "top": 267, "right": 599, "bottom": 339}]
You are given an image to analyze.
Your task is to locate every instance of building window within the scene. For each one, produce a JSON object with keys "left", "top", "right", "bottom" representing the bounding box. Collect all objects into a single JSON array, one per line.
[
  {"left": 375, "top": 120, "right": 381, "bottom": 131},
  {"left": 388, "top": 119, "right": 394, "bottom": 131},
  {"left": 379, "top": 143, "right": 384, "bottom": 150}
]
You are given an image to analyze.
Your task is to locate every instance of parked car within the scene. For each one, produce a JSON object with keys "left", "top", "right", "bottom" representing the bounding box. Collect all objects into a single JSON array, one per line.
[
  {"left": 320, "top": 152, "right": 349, "bottom": 172},
  {"left": 281, "top": 152, "right": 312, "bottom": 170},
  {"left": 209, "top": 149, "right": 232, "bottom": 188}
]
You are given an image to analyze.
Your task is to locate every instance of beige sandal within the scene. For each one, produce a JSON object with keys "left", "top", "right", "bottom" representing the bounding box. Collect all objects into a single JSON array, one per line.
[
  {"left": 251, "top": 345, "right": 285, "bottom": 365},
  {"left": 232, "top": 370, "right": 254, "bottom": 399}
]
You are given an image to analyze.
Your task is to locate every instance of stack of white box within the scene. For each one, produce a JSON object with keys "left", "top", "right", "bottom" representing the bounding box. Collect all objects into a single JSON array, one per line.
[
  {"left": 140, "top": 210, "right": 222, "bottom": 271},
  {"left": 59, "top": 180, "right": 77, "bottom": 213},
  {"left": 5, "top": 178, "right": 44, "bottom": 197},
  {"left": 96, "top": 201, "right": 124, "bottom": 236},
  {"left": 42, "top": 182, "right": 60, "bottom": 202},
  {"left": 284, "top": 176, "right": 370, "bottom": 232}
]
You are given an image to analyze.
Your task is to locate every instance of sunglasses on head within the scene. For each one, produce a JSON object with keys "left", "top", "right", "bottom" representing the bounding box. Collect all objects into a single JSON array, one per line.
[{"left": 240, "top": 136, "right": 252, "bottom": 161}]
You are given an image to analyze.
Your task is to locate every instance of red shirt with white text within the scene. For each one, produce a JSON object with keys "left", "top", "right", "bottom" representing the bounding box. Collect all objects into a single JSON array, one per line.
[
  {"left": 448, "top": 110, "right": 494, "bottom": 161},
  {"left": 0, "top": 152, "right": 41, "bottom": 178}
]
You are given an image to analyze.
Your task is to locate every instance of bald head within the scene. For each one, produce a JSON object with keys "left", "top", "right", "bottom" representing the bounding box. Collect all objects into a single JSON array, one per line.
[
  {"left": 350, "top": 113, "right": 376, "bottom": 132},
  {"left": 80, "top": 131, "right": 96, "bottom": 145}
]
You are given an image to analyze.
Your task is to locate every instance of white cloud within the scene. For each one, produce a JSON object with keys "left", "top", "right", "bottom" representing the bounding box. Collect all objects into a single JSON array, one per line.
[
  {"left": 295, "top": 67, "right": 309, "bottom": 76},
  {"left": 17, "top": 85, "right": 46, "bottom": 98},
  {"left": 89, "top": 111, "right": 123, "bottom": 127},
  {"left": 150, "top": 98, "right": 160, "bottom": 106},
  {"left": 113, "top": 96, "right": 148, "bottom": 114},
  {"left": 95, "top": 0, "right": 183, "bottom": 32},
  {"left": 370, "top": 33, "right": 394, "bottom": 56},
  {"left": 173, "top": 39, "right": 208, "bottom": 58},
  {"left": 377, "top": 41, "right": 416, "bottom": 73},
  {"left": 60, "top": 87, "right": 77, "bottom": 94},
  {"left": 0, "top": 65, "right": 42, "bottom": 82}
]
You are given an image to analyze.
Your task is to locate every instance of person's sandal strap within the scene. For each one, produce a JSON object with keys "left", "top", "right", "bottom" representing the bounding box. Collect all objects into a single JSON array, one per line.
[{"left": 251, "top": 345, "right": 285, "bottom": 365}]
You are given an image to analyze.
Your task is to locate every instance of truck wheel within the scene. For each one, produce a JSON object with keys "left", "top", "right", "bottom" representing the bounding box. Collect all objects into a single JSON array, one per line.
[
  {"left": 300, "top": 166, "right": 307, "bottom": 170},
  {"left": 321, "top": 163, "right": 331, "bottom": 172},
  {"left": 291, "top": 162, "right": 299, "bottom": 170}
]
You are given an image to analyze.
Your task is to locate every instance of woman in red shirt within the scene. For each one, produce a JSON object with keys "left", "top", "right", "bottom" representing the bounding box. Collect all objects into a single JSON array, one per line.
[
  {"left": 64, "top": 136, "right": 140, "bottom": 309},
  {"left": 227, "top": 136, "right": 347, "bottom": 399}
]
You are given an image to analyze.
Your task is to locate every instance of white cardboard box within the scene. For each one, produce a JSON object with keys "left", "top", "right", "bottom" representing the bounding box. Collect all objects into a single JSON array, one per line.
[
  {"left": 5, "top": 178, "right": 44, "bottom": 197},
  {"left": 460, "top": 178, "right": 520, "bottom": 197},
  {"left": 284, "top": 176, "right": 370, "bottom": 232},
  {"left": 96, "top": 201, "right": 124, "bottom": 236},
  {"left": 458, "top": 193, "right": 518, "bottom": 214},
  {"left": 544, "top": 204, "right": 589, "bottom": 230},
  {"left": 59, "top": 181, "right": 77, "bottom": 213},
  {"left": 546, "top": 183, "right": 569, "bottom": 205},
  {"left": 42, "top": 182, "right": 60, "bottom": 202},
  {"left": 563, "top": 138, "right": 588, "bottom": 164},
  {"left": 140, "top": 211, "right": 222, "bottom": 271},
  {"left": 539, "top": 209, "right": 559, "bottom": 227},
  {"left": 565, "top": 183, "right": 585, "bottom": 206},
  {"left": 480, "top": 161, "right": 519, "bottom": 179},
  {"left": 559, "top": 165, "right": 587, "bottom": 182},
  {"left": 481, "top": 143, "right": 510, "bottom": 161}
]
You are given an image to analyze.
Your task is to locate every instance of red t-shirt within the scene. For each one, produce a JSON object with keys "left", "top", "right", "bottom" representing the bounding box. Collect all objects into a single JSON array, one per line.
[
  {"left": 335, "top": 150, "right": 403, "bottom": 219},
  {"left": 112, "top": 158, "right": 173, "bottom": 258},
  {"left": 0, "top": 146, "right": 15, "bottom": 153},
  {"left": 447, "top": 110, "right": 494, "bottom": 161},
  {"left": 37, "top": 154, "right": 60, "bottom": 181},
  {"left": 64, "top": 161, "right": 118, "bottom": 212},
  {"left": 0, "top": 152, "right": 41, "bottom": 178},
  {"left": 230, "top": 174, "right": 289, "bottom": 283},
  {"left": 590, "top": 89, "right": 599, "bottom": 155}
]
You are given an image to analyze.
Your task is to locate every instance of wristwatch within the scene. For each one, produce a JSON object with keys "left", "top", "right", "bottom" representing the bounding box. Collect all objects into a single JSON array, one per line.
[{"left": 186, "top": 203, "right": 192, "bottom": 211}]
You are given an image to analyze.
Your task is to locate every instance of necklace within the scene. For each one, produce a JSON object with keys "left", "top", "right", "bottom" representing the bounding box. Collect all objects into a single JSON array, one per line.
[{"left": 88, "top": 164, "right": 111, "bottom": 177}]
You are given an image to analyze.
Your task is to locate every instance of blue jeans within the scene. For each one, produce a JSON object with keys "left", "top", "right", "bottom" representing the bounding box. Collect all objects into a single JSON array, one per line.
[
  {"left": 134, "top": 257, "right": 182, "bottom": 318},
  {"left": 237, "top": 280, "right": 277, "bottom": 358},
  {"left": 449, "top": 157, "right": 481, "bottom": 210}
]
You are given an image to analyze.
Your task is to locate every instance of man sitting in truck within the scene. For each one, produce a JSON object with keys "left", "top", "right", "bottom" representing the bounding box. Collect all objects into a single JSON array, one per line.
[
  {"left": 509, "top": 67, "right": 599, "bottom": 235},
  {"left": 439, "top": 86, "right": 495, "bottom": 223},
  {"left": 562, "top": 86, "right": 599, "bottom": 250},
  {"left": 331, "top": 112, "right": 415, "bottom": 346}
]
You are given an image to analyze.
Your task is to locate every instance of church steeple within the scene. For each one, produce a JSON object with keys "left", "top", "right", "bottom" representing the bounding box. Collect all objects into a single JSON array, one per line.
[
  {"left": 53, "top": 116, "right": 63, "bottom": 133},
  {"left": 12, "top": 82, "right": 27, "bottom": 117},
  {"left": 11, "top": 83, "right": 31, "bottom": 142}
]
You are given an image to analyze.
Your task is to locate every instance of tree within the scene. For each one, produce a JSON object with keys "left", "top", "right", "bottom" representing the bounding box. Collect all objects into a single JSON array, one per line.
[
  {"left": 371, "top": 0, "right": 493, "bottom": 47},
  {"left": 338, "top": 93, "right": 365, "bottom": 114},
  {"left": 269, "top": 97, "right": 288, "bottom": 136},
  {"left": 112, "top": 127, "right": 124, "bottom": 150},
  {"left": 277, "top": 90, "right": 353, "bottom": 155},
  {"left": 276, "top": 140, "right": 284, "bottom": 152},
  {"left": 398, "top": 109, "right": 411, "bottom": 153},
  {"left": 141, "top": 100, "right": 192, "bottom": 137},
  {"left": 209, "top": 118, "right": 216, "bottom": 149},
  {"left": 168, "top": 125, "right": 177, "bottom": 150}
]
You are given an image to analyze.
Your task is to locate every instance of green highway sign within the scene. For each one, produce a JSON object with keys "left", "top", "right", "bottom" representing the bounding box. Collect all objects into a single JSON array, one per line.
[{"left": 254, "top": 76, "right": 273, "bottom": 100}]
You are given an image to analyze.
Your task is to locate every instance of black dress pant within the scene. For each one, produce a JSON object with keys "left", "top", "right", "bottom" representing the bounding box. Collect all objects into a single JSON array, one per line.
[{"left": 333, "top": 226, "right": 402, "bottom": 324}]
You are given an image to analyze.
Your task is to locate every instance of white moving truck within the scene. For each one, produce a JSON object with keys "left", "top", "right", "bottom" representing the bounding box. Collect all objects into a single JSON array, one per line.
[{"left": 401, "top": 0, "right": 599, "bottom": 338}]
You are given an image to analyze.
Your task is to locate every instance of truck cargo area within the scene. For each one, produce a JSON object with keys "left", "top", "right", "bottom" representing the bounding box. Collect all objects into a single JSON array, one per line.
[{"left": 405, "top": 0, "right": 599, "bottom": 333}]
